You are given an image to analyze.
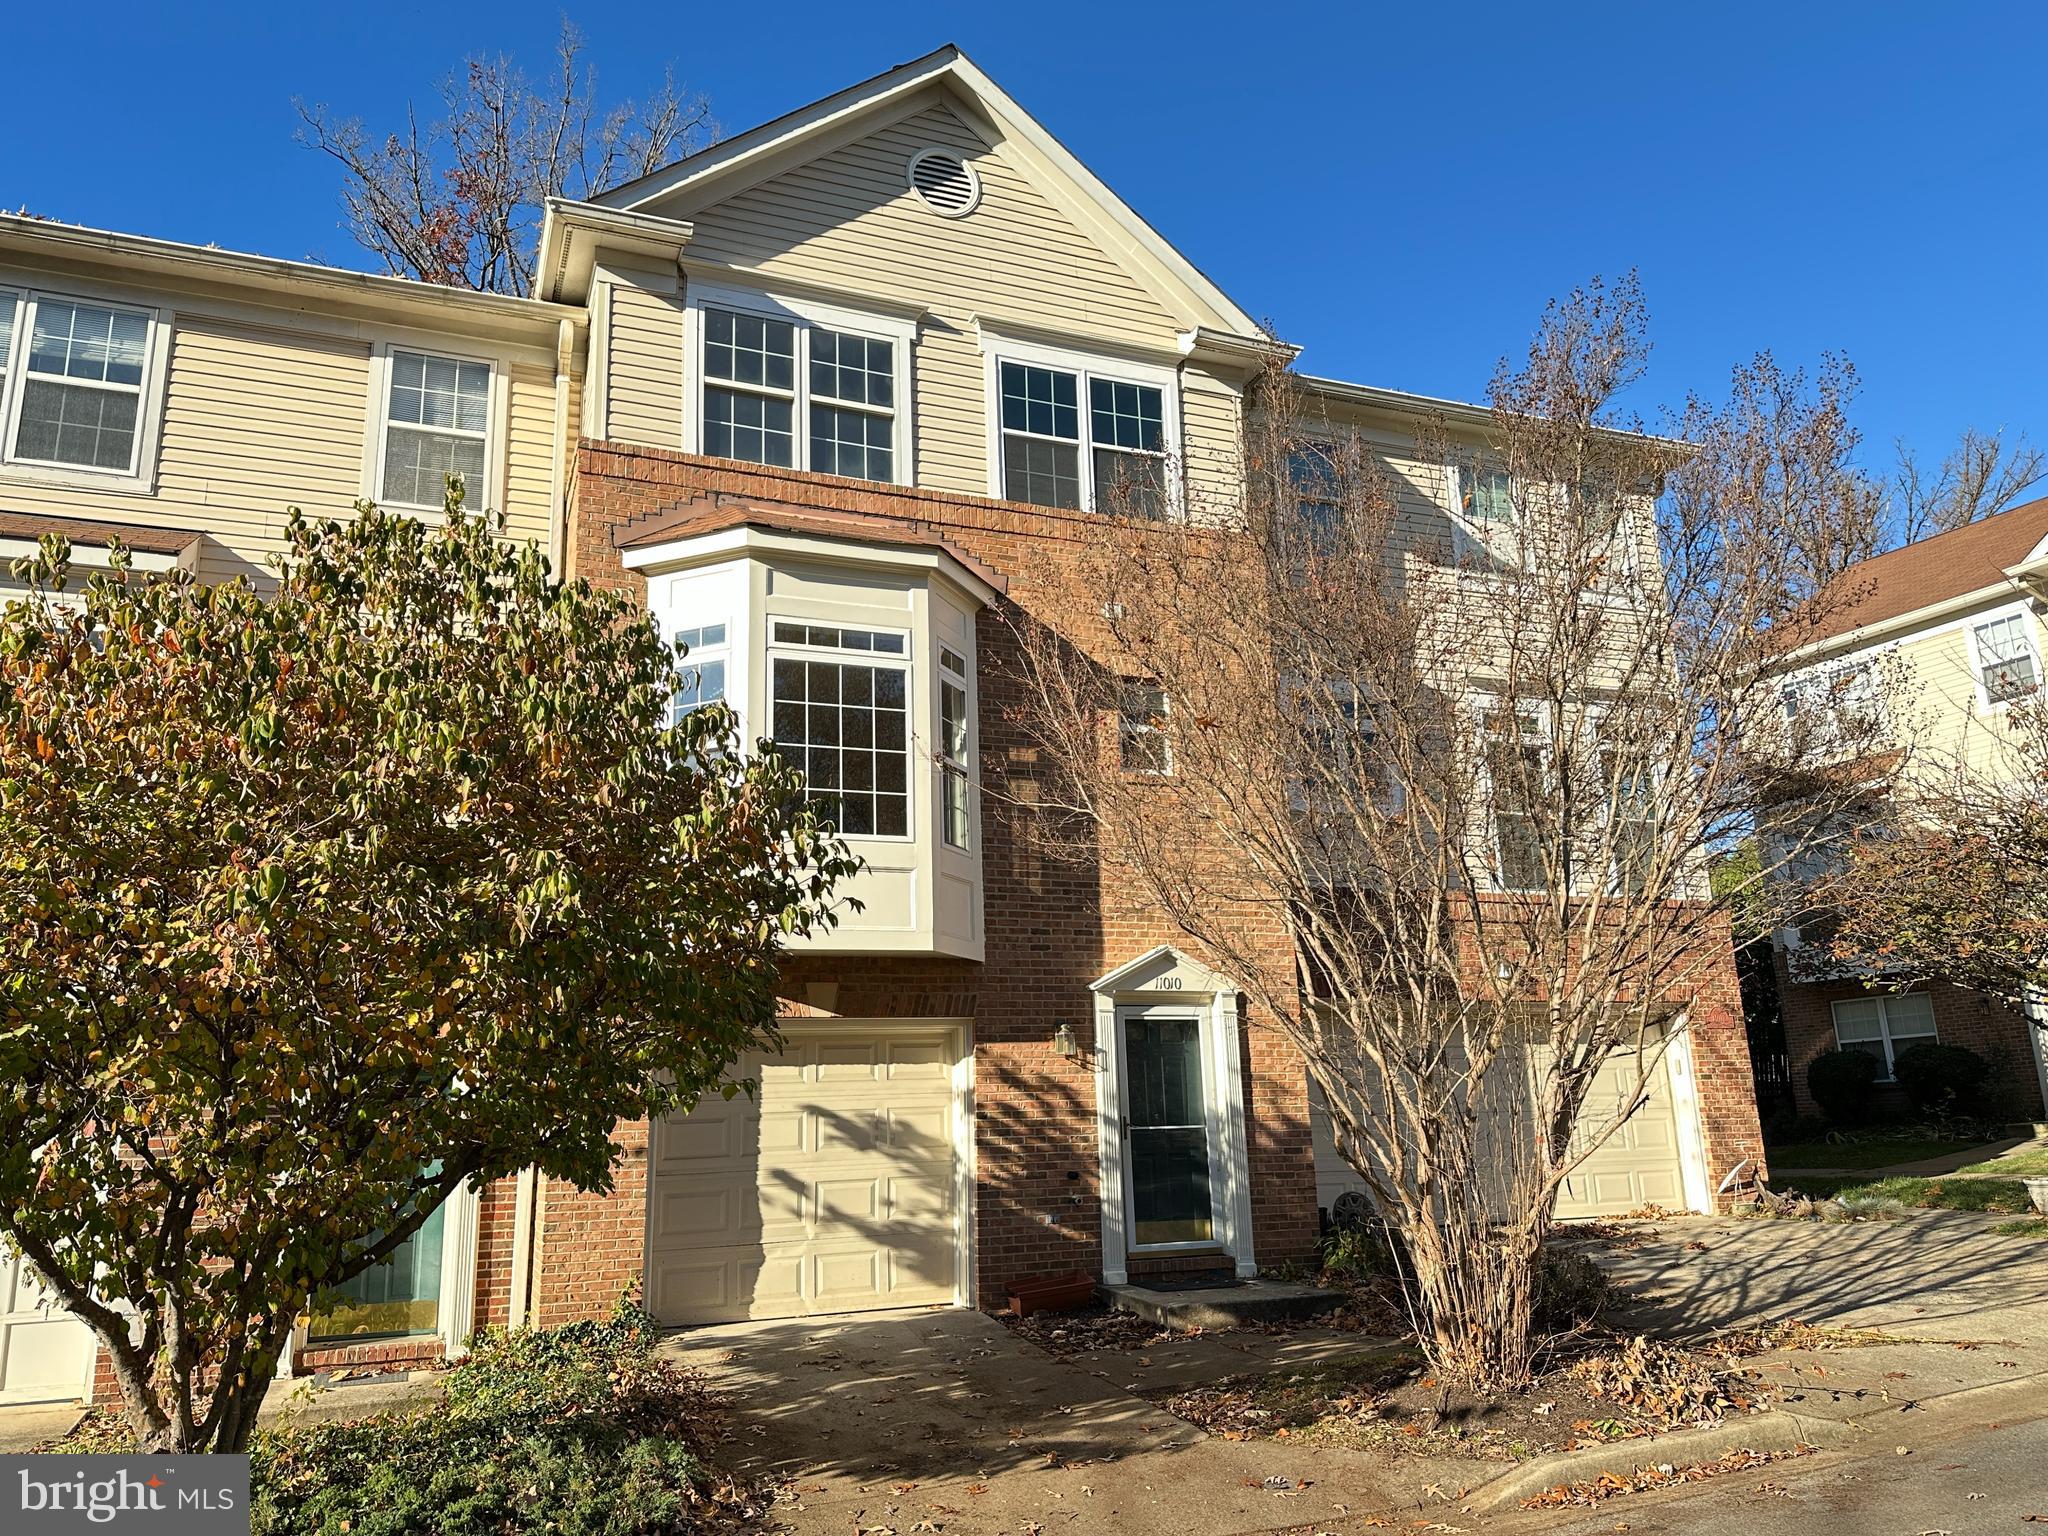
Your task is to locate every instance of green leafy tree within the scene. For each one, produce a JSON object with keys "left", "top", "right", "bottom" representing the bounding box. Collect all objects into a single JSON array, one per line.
[{"left": 0, "top": 492, "right": 854, "bottom": 1453}]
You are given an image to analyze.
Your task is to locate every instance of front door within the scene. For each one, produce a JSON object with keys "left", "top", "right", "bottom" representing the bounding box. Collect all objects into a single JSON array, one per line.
[{"left": 1120, "top": 1011, "right": 1216, "bottom": 1248}]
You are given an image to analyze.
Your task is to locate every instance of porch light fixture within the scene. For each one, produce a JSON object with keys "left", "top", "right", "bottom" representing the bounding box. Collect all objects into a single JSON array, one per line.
[{"left": 1052, "top": 1022, "right": 1079, "bottom": 1059}]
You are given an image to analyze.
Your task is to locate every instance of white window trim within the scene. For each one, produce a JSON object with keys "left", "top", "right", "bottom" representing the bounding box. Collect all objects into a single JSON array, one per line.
[
  {"left": 975, "top": 331, "right": 1183, "bottom": 517},
  {"left": 1967, "top": 600, "right": 2044, "bottom": 712},
  {"left": 938, "top": 644, "right": 974, "bottom": 852},
  {"left": 765, "top": 619, "right": 918, "bottom": 844},
  {"left": 681, "top": 279, "right": 916, "bottom": 485},
  {"left": 672, "top": 619, "right": 731, "bottom": 720},
  {"left": 359, "top": 340, "right": 510, "bottom": 515},
  {"left": 1829, "top": 993, "right": 1938, "bottom": 1081},
  {"left": 1479, "top": 698, "right": 1552, "bottom": 893},
  {"left": 0, "top": 283, "right": 172, "bottom": 496}
]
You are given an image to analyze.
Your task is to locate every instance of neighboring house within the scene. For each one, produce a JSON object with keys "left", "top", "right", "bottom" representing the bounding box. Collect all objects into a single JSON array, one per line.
[
  {"left": 0, "top": 46, "right": 1765, "bottom": 1406},
  {"left": 1769, "top": 499, "right": 2048, "bottom": 1123}
]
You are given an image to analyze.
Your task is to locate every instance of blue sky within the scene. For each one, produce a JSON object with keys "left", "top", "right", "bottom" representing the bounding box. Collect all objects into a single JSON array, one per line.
[{"left": 9, "top": 2, "right": 2044, "bottom": 471}]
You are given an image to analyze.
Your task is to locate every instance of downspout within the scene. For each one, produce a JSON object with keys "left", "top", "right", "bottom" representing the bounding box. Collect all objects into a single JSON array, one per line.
[{"left": 549, "top": 316, "right": 576, "bottom": 577}]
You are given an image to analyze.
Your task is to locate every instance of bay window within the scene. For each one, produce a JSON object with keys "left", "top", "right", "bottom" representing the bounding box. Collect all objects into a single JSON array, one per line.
[
  {"left": 940, "top": 645, "right": 972, "bottom": 849},
  {"left": 671, "top": 622, "right": 728, "bottom": 719},
  {"left": 691, "top": 288, "right": 906, "bottom": 483},
  {"left": 770, "top": 622, "right": 911, "bottom": 837}
]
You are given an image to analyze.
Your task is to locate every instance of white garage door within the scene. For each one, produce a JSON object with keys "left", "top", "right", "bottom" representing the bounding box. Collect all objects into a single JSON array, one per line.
[
  {"left": 646, "top": 1022, "right": 967, "bottom": 1325},
  {"left": 1, "top": 1244, "right": 94, "bottom": 1405},
  {"left": 1553, "top": 1045, "right": 1690, "bottom": 1219}
]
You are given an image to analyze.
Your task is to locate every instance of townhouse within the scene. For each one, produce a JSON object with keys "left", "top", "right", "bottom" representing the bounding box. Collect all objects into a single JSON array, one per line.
[
  {"left": 0, "top": 46, "right": 1765, "bottom": 1406},
  {"left": 1769, "top": 502, "right": 2048, "bottom": 1122}
]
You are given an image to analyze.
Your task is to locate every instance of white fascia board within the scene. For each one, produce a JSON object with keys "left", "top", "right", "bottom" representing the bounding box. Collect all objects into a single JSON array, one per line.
[
  {"left": 0, "top": 213, "right": 577, "bottom": 344},
  {"left": 1774, "top": 579, "right": 2030, "bottom": 671},
  {"left": 534, "top": 199, "right": 695, "bottom": 306},
  {"left": 620, "top": 523, "right": 1000, "bottom": 610},
  {"left": 1299, "top": 371, "right": 1695, "bottom": 458},
  {"left": 596, "top": 46, "right": 1262, "bottom": 338},
  {"left": 0, "top": 536, "right": 184, "bottom": 575}
]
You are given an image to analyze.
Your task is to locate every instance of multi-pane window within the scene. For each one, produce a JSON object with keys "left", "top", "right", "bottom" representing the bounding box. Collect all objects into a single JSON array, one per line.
[
  {"left": 939, "top": 645, "right": 972, "bottom": 850},
  {"left": 1119, "top": 683, "right": 1171, "bottom": 774},
  {"left": 1459, "top": 462, "right": 1514, "bottom": 523},
  {"left": 998, "top": 359, "right": 1170, "bottom": 516},
  {"left": 1, "top": 292, "right": 156, "bottom": 474},
  {"left": 1600, "top": 732, "right": 1658, "bottom": 895},
  {"left": 381, "top": 351, "right": 491, "bottom": 508},
  {"left": 1830, "top": 993, "right": 1937, "bottom": 1078},
  {"left": 671, "top": 622, "right": 728, "bottom": 720},
  {"left": 700, "top": 304, "right": 896, "bottom": 482},
  {"left": 770, "top": 622, "right": 910, "bottom": 837},
  {"left": 1487, "top": 709, "right": 1549, "bottom": 891},
  {"left": 1974, "top": 612, "right": 2041, "bottom": 704}
]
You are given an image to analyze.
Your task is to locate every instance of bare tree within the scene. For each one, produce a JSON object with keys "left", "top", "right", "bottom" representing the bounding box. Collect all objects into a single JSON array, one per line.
[
  {"left": 296, "top": 21, "right": 712, "bottom": 296},
  {"left": 1894, "top": 426, "right": 2046, "bottom": 543},
  {"left": 997, "top": 277, "right": 1894, "bottom": 1391}
]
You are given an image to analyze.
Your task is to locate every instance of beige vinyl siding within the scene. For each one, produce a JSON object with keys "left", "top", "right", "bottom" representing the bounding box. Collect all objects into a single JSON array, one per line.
[
  {"left": 0, "top": 307, "right": 564, "bottom": 587},
  {"left": 1, "top": 317, "right": 370, "bottom": 587},
  {"left": 1181, "top": 365, "right": 1242, "bottom": 517},
  {"left": 1889, "top": 609, "right": 2047, "bottom": 785},
  {"left": 605, "top": 283, "right": 684, "bottom": 450},
  {"left": 503, "top": 363, "right": 566, "bottom": 552},
  {"left": 653, "top": 95, "right": 1211, "bottom": 498}
]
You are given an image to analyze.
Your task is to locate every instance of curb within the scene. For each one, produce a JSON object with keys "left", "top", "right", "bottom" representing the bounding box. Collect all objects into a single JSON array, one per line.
[{"left": 1465, "top": 1410, "right": 1852, "bottom": 1510}]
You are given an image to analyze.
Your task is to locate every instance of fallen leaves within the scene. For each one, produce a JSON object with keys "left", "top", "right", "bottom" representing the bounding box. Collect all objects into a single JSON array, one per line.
[{"left": 1518, "top": 1445, "right": 1818, "bottom": 1510}]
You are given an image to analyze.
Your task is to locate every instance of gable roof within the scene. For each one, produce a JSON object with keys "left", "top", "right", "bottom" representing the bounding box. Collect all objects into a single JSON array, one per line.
[
  {"left": 592, "top": 45, "right": 1264, "bottom": 340},
  {"left": 1806, "top": 494, "right": 2048, "bottom": 650}
]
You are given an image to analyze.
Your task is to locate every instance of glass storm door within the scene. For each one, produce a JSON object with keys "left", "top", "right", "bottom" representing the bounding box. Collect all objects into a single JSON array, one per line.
[{"left": 1122, "top": 1013, "right": 1215, "bottom": 1247}]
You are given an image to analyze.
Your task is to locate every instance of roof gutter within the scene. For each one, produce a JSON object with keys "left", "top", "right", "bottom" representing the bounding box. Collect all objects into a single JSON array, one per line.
[
  {"left": 0, "top": 213, "right": 577, "bottom": 335},
  {"left": 1774, "top": 574, "right": 2040, "bottom": 670},
  {"left": 535, "top": 199, "right": 695, "bottom": 306}
]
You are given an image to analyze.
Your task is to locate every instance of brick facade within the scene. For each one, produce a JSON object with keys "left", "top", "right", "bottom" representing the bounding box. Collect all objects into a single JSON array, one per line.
[
  {"left": 1776, "top": 951, "right": 2047, "bottom": 1120},
  {"left": 509, "top": 443, "right": 1766, "bottom": 1321}
]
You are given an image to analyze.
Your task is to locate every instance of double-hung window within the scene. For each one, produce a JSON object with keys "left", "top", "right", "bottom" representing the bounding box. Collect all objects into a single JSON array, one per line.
[
  {"left": 1973, "top": 611, "right": 2041, "bottom": 705},
  {"left": 939, "top": 645, "right": 972, "bottom": 850},
  {"left": 1830, "top": 993, "right": 1937, "bottom": 1078},
  {"left": 1119, "top": 683, "right": 1171, "bottom": 774},
  {"left": 0, "top": 290, "right": 158, "bottom": 477},
  {"left": 1459, "top": 461, "right": 1514, "bottom": 525},
  {"left": 696, "top": 295, "right": 902, "bottom": 484},
  {"left": 1486, "top": 708, "right": 1549, "bottom": 891},
  {"left": 671, "top": 622, "right": 728, "bottom": 720},
  {"left": 995, "top": 353, "right": 1173, "bottom": 517},
  {"left": 379, "top": 350, "right": 493, "bottom": 510},
  {"left": 769, "top": 622, "right": 910, "bottom": 837},
  {"left": 1289, "top": 443, "right": 1345, "bottom": 554}
]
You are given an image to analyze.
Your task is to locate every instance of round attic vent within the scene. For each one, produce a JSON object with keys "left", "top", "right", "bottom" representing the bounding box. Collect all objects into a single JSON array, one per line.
[{"left": 906, "top": 148, "right": 981, "bottom": 217}]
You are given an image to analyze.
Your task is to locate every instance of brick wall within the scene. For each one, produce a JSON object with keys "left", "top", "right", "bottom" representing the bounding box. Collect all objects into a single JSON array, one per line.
[
  {"left": 527, "top": 444, "right": 1764, "bottom": 1318},
  {"left": 1777, "top": 951, "right": 2047, "bottom": 1119}
]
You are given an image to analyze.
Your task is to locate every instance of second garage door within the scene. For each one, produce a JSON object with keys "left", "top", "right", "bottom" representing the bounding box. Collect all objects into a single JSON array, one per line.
[
  {"left": 645, "top": 1022, "right": 967, "bottom": 1325},
  {"left": 1552, "top": 1043, "right": 1691, "bottom": 1219}
]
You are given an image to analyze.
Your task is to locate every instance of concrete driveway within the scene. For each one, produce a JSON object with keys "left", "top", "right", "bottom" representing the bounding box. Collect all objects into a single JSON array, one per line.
[
  {"left": 1574, "top": 1211, "right": 2048, "bottom": 1346},
  {"left": 664, "top": 1308, "right": 1420, "bottom": 1535}
]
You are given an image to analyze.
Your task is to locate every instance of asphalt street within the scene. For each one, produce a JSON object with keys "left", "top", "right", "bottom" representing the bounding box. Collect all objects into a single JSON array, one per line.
[{"left": 1501, "top": 1415, "right": 2048, "bottom": 1536}]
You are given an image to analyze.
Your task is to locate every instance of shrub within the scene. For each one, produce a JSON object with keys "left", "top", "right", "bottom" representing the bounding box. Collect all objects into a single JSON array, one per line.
[
  {"left": 1534, "top": 1246, "right": 1610, "bottom": 1330},
  {"left": 252, "top": 1304, "right": 752, "bottom": 1535},
  {"left": 1807, "top": 1049, "right": 1881, "bottom": 1125},
  {"left": 1889, "top": 1042, "right": 1992, "bottom": 1118},
  {"left": 1319, "top": 1221, "right": 1399, "bottom": 1285}
]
